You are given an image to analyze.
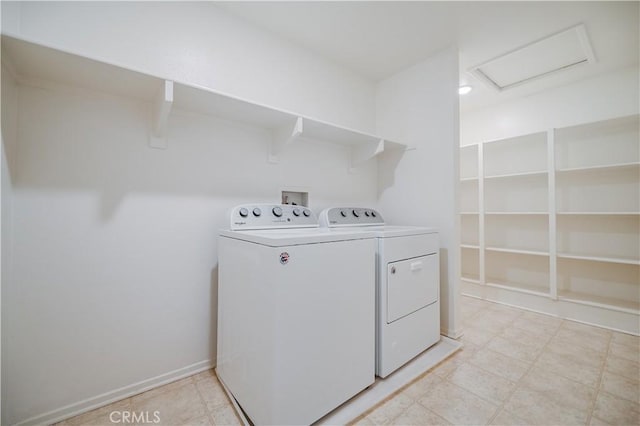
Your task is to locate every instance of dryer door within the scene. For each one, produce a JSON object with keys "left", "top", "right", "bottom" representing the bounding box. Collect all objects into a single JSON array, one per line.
[{"left": 387, "top": 254, "right": 438, "bottom": 323}]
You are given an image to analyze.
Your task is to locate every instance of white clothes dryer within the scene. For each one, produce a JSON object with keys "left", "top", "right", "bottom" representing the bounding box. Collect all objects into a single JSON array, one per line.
[
  {"left": 320, "top": 207, "right": 440, "bottom": 378},
  {"left": 217, "top": 204, "right": 376, "bottom": 425}
]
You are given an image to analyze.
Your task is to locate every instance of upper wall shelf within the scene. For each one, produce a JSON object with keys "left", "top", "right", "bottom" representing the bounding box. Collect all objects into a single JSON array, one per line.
[{"left": 0, "top": 35, "right": 408, "bottom": 169}]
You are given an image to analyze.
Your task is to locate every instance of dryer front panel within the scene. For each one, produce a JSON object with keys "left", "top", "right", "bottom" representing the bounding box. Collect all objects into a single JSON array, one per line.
[{"left": 386, "top": 254, "right": 438, "bottom": 323}]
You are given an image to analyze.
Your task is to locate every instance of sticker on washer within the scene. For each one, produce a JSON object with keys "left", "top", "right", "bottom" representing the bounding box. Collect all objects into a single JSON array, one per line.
[{"left": 279, "top": 252, "right": 290, "bottom": 265}]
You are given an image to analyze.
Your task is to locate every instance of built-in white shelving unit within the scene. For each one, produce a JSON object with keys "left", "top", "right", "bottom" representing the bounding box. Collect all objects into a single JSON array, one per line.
[
  {"left": 460, "top": 114, "right": 640, "bottom": 334},
  {"left": 1, "top": 35, "right": 408, "bottom": 169}
]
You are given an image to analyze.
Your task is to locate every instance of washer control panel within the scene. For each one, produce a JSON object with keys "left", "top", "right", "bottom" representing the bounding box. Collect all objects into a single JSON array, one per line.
[
  {"left": 319, "top": 207, "right": 385, "bottom": 227},
  {"left": 230, "top": 204, "right": 317, "bottom": 230}
]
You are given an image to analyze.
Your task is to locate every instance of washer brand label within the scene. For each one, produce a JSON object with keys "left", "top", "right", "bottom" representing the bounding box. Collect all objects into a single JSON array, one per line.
[
  {"left": 233, "top": 221, "right": 246, "bottom": 226},
  {"left": 279, "top": 252, "right": 290, "bottom": 265}
]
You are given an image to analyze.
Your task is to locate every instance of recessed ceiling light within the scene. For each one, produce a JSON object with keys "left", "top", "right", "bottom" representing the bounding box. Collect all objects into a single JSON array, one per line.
[{"left": 459, "top": 85, "right": 473, "bottom": 95}]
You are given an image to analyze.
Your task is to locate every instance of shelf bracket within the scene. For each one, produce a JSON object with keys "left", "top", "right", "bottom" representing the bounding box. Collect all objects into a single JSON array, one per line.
[
  {"left": 268, "top": 116, "right": 304, "bottom": 164},
  {"left": 149, "top": 80, "right": 174, "bottom": 149},
  {"left": 349, "top": 139, "right": 385, "bottom": 173}
]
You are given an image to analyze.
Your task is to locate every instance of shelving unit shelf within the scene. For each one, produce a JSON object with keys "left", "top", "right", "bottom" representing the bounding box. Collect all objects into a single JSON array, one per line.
[
  {"left": 1, "top": 34, "right": 408, "bottom": 169},
  {"left": 486, "top": 247, "right": 549, "bottom": 257},
  {"left": 460, "top": 114, "right": 640, "bottom": 335}
]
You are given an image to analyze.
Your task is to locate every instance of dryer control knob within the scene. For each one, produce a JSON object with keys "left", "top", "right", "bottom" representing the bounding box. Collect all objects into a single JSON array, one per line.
[
  {"left": 303, "top": 209, "right": 311, "bottom": 217},
  {"left": 352, "top": 209, "right": 360, "bottom": 217},
  {"left": 252, "top": 208, "right": 262, "bottom": 217},
  {"left": 340, "top": 210, "right": 348, "bottom": 217},
  {"left": 272, "top": 207, "right": 283, "bottom": 217},
  {"left": 239, "top": 208, "right": 249, "bottom": 217},
  {"left": 292, "top": 208, "right": 301, "bottom": 217},
  {"left": 364, "top": 211, "right": 370, "bottom": 217}
]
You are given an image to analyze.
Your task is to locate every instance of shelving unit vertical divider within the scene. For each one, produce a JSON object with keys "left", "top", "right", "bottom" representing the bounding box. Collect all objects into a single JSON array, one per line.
[
  {"left": 548, "top": 129, "right": 557, "bottom": 299},
  {"left": 478, "top": 143, "right": 486, "bottom": 285}
]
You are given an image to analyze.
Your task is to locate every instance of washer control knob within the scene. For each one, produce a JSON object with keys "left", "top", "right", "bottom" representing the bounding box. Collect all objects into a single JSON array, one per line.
[
  {"left": 252, "top": 208, "right": 262, "bottom": 217},
  {"left": 352, "top": 209, "right": 360, "bottom": 218},
  {"left": 340, "top": 210, "right": 348, "bottom": 217},
  {"left": 292, "top": 208, "right": 301, "bottom": 217},
  {"left": 391, "top": 266, "right": 396, "bottom": 274},
  {"left": 364, "top": 211, "right": 370, "bottom": 217},
  {"left": 239, "top": 208, "right": 249, "bottom": 217},
  {"left": 303, "top": 209, "right": 311, "bottom": 217},
  {"left": 371, "top": 211, "right": 377, "bottom": 217},
  {"left": 272, "top": 207, "right": 283, "bottom": 217}
]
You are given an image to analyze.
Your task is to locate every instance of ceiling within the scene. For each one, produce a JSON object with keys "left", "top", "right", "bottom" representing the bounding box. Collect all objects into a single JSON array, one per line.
[{"left": 215, "top": 1, "right": 639, "bottom": 111}]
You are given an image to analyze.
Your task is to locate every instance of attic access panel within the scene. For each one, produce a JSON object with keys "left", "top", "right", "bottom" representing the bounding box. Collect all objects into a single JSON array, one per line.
[{"left": 470, "top": 24, "right": 596, "bottom": 91}]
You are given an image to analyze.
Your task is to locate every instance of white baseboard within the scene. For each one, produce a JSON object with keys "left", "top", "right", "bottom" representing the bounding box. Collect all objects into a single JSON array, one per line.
[{"left": 15, "top": 360, "right": 213, "bottom": 426}]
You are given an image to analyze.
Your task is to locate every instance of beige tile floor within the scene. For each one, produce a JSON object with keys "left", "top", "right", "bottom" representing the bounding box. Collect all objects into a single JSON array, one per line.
[{"left": 58, "top": 296, "right": 639, "bottom": 426}]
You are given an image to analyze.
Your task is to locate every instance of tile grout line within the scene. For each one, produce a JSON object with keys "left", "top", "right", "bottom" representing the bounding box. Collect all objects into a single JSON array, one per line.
[
  {"left": 193, "top": 373, "right": 217, "bottom": 425},
  {"left": 434, "top": 306, "right": 528, "bottom": 424},
  {"left": 483, "top": 316, "right": 567, "bottom": 425},
  {"left": 369, "top": 298, "right": 625, "bottom": 426},
  {"left": 585, "top": 330, "right": 614, "bottom": 425},
  {"left": 363, "top": 300, "right": 495, "bottom": 424}
]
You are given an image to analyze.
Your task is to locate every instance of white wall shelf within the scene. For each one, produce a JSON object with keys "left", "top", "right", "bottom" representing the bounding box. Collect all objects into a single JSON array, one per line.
[
  {"left": 556, "top": 162, "right": 640, "bottom": 174},
  {"left": 1, "top": 35, "right": 407, "bottom": 168},
  {"left": 459, "top": 113, "right": 640, "bottom": 334},
  {"left": 557, "top": 253, "right": 640, "bottom": 266},
  {"left": 557, "top": 212, "right": 640, "bottom": 216},
  {"left": 484, "top": 170, "right": 548, "bottom": 180},
  {"left": 485, "top": 281, "right": 551, "bottom": 298},
  {"left": 486, "top": 247, "right": 549, "bottom": 257},
  {"left": 485, "top": 212, "right": 549, "bottom": 215}
]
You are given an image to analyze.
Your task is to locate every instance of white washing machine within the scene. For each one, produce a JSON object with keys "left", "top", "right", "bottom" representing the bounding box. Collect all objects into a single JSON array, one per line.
[
  {"left": 320, "top": 207, "right": 440, "bottom": 378},
  {"left": 216, "top": 204, "right": 376, "bottom": 425}
]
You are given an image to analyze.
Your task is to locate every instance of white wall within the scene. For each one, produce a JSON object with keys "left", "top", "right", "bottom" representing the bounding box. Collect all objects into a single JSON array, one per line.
[
  {"left": 375, "top": 47, "right": 461, "bottom": 338},
  {"left": 0, "top": 2, "right": 385, "bottom": 424},
  {"left": 1, "top": 3, "right": 461, "bottom": 424},
  {"left": 461, "top": 65, "right": 640, "bottom": 145},
  {"left": 2, "top": 1, "right": 376, "bottom": 132},
  {"left": 1, "top": 57, "right": 20, "bottom": 426},
  {"left": 3, "top": 80, "right": 378, "bottom": 426}
]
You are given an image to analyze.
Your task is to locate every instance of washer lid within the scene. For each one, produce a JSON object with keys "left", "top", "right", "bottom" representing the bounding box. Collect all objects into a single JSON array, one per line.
[{"left": 219, "top": 227, "right": 377, "bottom": 247}]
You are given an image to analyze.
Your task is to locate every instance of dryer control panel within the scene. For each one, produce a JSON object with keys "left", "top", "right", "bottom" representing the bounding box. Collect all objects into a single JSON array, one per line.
[
  {"left": 229, "top": 204, "right": 318, "bottom": 230},
  {"left": 319, "top": 207, "right": 385, "bottom": 227}
]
